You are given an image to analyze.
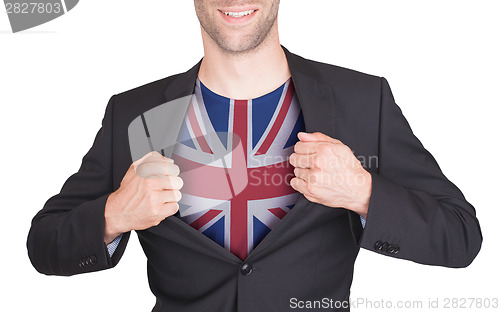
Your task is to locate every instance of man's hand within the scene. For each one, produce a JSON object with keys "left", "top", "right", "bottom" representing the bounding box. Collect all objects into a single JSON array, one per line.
[
  {"left": 103, "top": 151, "right": 183, "bottom": 244},
  {"left": 289, "top": 132, "right": 371, "bottom": 219}
]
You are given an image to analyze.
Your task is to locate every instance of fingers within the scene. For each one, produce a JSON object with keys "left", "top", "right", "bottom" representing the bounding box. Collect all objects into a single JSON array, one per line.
[
  {"left": 294, "top": 167, "right": 323, "bottom": 186},
  {"left": 126, "top": 151, "right": 161, "bottom": 178},
  {"left": 141, "top": 152, "right": 174, "bottom": 165},
  {"left": 161, "top": 175, "right": 184, "bottom": 190},
  {"left": 290, "top": 177, "right": 307, "bottom": 193},
  {"left": 294, "top": 141, "right": 317, "bottom": 154},
  {"left": 136, "top": 160, "right": 180, "bottom": 179},
  {"left": 294, "top": 132, "right": 344, "bottom": 155},
  {"left": 289, "top": 153, "right": 316, "bottom": 168},
  {"left": 297, "top": 132, "right": 342, "bottom": 144},
  {"left": 162, "top": 202, "right": 180, "bottom": 216},
  {"left": 158, "top": 189, "right": 182, "bottom": 203},
  {"left": 145, "top": 175, "right": 183, "bottom": 193},
  {"left": 295, "top": 140, "right": 346, "bottom": 154},
  {"left": 293, "top": 167, "right": 309, "bottom": 181},
  {"left": 134, "top": 151, "right": 162, "bottom": 166},
  {"left": 290, "top": 177, "right": 318, "bottom": 202},
  {"left": 133, "top": 151, "right": 174, "bottom": 168}
]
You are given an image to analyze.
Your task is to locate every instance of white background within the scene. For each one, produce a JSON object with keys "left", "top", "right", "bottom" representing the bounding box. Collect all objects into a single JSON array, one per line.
[{"left": 1, "top": 1, "right": 499, "bottom": 311}]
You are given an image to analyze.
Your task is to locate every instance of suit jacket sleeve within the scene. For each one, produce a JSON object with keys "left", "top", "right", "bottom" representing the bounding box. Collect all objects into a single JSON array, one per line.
[
  {"left": 350, "top": 77, "right": 482, "bottom": 268},
  {"left": 27, "top": 95, "right": 130, "bottom": 276}
]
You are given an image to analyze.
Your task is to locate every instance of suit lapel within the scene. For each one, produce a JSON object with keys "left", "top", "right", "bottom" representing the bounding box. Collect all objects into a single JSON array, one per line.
[
  {"left": 282, "top": 46, "right": 336, "bottom": 136},
  {"left": 162, "top": 60, "right": 201, "bottom": 103},
  {"left": 150, "top": 46, "right": 338, "bottom": 262}
]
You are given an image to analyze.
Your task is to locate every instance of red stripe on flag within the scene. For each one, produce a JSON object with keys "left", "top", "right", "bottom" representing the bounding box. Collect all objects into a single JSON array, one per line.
[
  {"left": 255, "top": 81, "right": 295, "bottom": 155},
  {"left": 268, "top": 208, "right": 287, "bottom": 220},
  {"left": 190, "top": 209, "right": 223, "bottom": 230},
  {"left": 230, "top": 100, "right": 248, "bottom": 260},
  {"left": 246, "top": 161, "right": 297, "bottom": 200}
]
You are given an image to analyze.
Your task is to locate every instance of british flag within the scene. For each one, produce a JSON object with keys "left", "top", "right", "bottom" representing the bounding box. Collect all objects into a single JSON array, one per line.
[{"left": 171, "top": 78, "right": 305, "bottom": 260}]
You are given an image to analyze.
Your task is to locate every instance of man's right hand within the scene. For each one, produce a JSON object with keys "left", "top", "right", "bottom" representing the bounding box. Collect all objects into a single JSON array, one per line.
[{"left": 103, "top": 151, "right": 183, "bottom": 244}]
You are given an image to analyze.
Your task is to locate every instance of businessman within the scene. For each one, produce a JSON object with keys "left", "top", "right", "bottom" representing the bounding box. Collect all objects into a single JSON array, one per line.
[{"left": 27, "top": 1, "right": 482, "bottom": 311}]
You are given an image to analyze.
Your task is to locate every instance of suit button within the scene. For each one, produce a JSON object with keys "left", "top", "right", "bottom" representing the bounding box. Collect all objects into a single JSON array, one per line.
[
  {"left": 393, "top": 245, "right": 400, "bottom": 254},
  {"left": 387, "top": 244, "right": 395, "bottom": 254},
  {"left": 240, "top": 263, "right": 253, "bottom": 276},
  {"left": 79, "top": 258, "right": 87, "bottom": 267},
  {"left": 374, "top": 241, "right": 383, "bottom": 250},
  {"left": 381, "top": 242, "right": 389, "bottom": 252},
  {"left": 89, "top": 256, "right": 97, "bottom": 265}
]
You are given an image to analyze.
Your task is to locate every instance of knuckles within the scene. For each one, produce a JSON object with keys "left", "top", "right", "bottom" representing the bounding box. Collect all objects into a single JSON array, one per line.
[
  {"left": 168, "top": 163, "right": 181, "bottom": 176},
  {"left": 308, "top": 169, "right": 321, "bottom": 184},
  {"left": 312, "top": 156, "right": 324, "bottom": 168},
  {"left": 172, "top": 190, "right": 182, "bottom": 202},
  {"left": 289, "top": 153, "right": 297, "bottom": 166},
  {"left": 306, "top": 182, "right": 320, "bottom": 198},
  {"left": 169, "top": 176, "right": 184, "bottom": 190},
  {"left": 316, "top": 143, "right": 332, "bottom": 155},
  {"left": 293, "top": 142, "right": 304, "bottom": 154},
  {"left": 134, "top": 159, "right": 180, "bottom": 179},
  {"left": 162, "top": 202, "right": 180, "bottom": 217}
]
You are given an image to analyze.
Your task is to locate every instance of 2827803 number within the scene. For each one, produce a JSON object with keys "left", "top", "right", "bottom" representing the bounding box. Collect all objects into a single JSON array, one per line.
[
  {"left": 5, "top": 2, "right": 62, "bottom": 14},
  {"left": 443, "top": 298, "right": 499, "bottom": 309}
]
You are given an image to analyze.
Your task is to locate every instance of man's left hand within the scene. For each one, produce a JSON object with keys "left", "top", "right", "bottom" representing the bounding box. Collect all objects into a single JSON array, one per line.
[{"left": 289, "top": 132, "right": 372, "bottom": 219}]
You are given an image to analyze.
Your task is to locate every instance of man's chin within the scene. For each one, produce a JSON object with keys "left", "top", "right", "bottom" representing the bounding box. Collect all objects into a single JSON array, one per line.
[{"left": 215, "top": 36, "right": 266, "bottom": 55}]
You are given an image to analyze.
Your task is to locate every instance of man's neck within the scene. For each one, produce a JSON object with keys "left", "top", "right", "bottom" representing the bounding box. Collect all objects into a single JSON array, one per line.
[{"left": 198, "top": 29, "right": 291, "bottom": 100}]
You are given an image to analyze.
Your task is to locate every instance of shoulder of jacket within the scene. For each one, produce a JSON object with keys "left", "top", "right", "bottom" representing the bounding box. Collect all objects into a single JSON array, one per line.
[
  {"left": 112, "top": 72, "right": 181, "bottom": 103},
  {"left": 293, "top": 52, "right": 383, "bottom": 86}
]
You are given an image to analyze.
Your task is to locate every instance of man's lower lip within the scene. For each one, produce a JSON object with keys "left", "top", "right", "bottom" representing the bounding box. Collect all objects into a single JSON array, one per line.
[{"left": 218, "top": 10, "right": 258, "bottom": 24}]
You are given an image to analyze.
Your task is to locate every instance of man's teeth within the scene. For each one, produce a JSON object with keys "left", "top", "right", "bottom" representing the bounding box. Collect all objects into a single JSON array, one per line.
[{"left": 222, "top": 10, "right": 255, "bottom": 18}]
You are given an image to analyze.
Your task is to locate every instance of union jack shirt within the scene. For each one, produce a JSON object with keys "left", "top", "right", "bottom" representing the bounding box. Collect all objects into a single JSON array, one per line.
[{"left": 171, "top": 77, "right": 305, "bottom": 260}]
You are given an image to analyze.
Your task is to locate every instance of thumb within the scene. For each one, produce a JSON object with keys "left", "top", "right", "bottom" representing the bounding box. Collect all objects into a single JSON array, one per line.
[
  {"left": 131, "top": 151, "right": 173, "bottom": 175},
  {"left": 298, "top": 132, "right": 341, "bottom": 144},
  {"left": 133, "top": 151, "right": 161, "bottom": 167},
  {"left": 134, "top": 150, "right": 173, "bottom": 166}
]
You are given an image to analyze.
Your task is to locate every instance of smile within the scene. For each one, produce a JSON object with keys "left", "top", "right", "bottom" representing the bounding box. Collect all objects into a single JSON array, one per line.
[{"left": 220, "top": 10, "right": 256, "bottom": 18}]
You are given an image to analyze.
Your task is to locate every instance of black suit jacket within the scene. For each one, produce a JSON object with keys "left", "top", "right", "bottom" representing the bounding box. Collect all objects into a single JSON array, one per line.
[{"left": 27, "top": 46, "right": 482, "bottom": 312}]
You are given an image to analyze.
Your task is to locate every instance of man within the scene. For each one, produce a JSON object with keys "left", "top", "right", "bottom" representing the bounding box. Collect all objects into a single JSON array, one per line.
[{"left": 27, "top": 1, "right": 482, "bottom": 311}]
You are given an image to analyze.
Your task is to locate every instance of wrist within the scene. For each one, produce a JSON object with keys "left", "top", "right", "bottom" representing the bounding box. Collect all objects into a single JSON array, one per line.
[
  {"left": 104, "top": 192, "right": 125, "bottom": 244},
  {"left": 350, "top": 170, "right": 372, "bottom": 219}
]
